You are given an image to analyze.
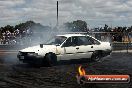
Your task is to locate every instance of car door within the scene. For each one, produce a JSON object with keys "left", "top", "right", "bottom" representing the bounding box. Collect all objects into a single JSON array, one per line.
[
  {"left": 75, "top": 36, "right": 101, "bottom": 59},
  {"left": 75, "top": 36, "right": 93, "bottom": 59},
  {"left": 87, "top": 36, "right": 101, "bottom": 52},
  {"left": 60, "top": 37, "right": 79, "bottom": 60}
]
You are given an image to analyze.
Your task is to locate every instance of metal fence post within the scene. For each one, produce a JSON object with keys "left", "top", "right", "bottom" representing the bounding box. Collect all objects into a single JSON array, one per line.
[{"left": 127, "top": 32, "right": 129, "bottom": 53}]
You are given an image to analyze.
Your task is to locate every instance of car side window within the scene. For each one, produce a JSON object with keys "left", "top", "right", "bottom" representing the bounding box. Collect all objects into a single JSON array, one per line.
[
  {"left": 77, "top": 36, "right": 93, "bottom": 45},
  {"left": 62, "top": 36, "right": 100, "bottom": 47},
  {"left": 62, "top": 37, "right": 78, "bottom": 47},
  {"left": 72, "top": 37, "right": 78, "bottom": 46},
  {"left": 87, "top": 37, "right": 100, "bottom": 45},
  {"left": 62, "top": 37, "right": 71, "bottom": 47}
]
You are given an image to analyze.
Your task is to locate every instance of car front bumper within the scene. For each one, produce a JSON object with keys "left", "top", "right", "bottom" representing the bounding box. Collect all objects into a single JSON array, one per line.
[{"left": 17, "top": 52, "right": 44, "bottom": 64}]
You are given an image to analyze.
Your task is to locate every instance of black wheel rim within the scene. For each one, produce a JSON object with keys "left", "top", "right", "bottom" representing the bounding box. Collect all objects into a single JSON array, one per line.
[
  {"left": 47, "top": 54, "right": 53, "bottom": 66},
  {"left": 94, "top": 54, "right": 100, "bottom": 61},
  {"left": 46, "top": 53, "right": 57, "bottom": 66}
]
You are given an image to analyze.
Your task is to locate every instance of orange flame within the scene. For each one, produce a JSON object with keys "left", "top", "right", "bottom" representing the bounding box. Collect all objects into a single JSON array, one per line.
[{"left": 78, "top": 66, "right": 86, "bottom": 76}]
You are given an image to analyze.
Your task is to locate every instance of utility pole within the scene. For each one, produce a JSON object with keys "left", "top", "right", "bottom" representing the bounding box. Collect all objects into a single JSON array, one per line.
[{"left": 57, "top": 1, "right": 58, "bottom": 26}]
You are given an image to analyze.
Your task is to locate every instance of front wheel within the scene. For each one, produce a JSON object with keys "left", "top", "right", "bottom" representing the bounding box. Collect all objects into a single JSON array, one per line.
[
  {"left": 91, "top": 52, "right": 102, "bottom": 62},
  {"left": 45, "top": 53, "right": 57, "bottom": 66}
]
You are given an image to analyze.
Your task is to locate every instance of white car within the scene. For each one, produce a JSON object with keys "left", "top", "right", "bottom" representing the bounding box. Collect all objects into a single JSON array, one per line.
[{"left": 17, "top": 34, "right": 112, "bottom": 66}]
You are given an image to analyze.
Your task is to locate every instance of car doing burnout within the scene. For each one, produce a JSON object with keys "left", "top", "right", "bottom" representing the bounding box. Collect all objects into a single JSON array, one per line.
[{"left": 17, "top": 34, "right": 112, "bottom": 66}]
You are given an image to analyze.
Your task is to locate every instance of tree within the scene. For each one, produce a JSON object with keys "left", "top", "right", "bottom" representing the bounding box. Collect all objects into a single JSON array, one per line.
[
  {"left": 64, "top": 20, "right": 88, "bottom": 32},
  {"left": 72, "top": 20, "right": 87, "bottom": 32},
  {"left": 1, "top": 25, "right": 14, "bottom": 33}
]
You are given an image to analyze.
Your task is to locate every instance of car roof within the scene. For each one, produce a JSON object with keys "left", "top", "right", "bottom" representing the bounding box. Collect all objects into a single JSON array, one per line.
[
  {"left": 56, "top": 33, "right": 101, "bottom": 43},
  {"left": 57, "top": 34, "right": 91, "bottom": 37}
]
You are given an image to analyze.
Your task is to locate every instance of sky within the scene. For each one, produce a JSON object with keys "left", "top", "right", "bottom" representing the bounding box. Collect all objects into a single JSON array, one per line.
[{"left": 0, "top": 0, "right": 132, "bottom": 28}]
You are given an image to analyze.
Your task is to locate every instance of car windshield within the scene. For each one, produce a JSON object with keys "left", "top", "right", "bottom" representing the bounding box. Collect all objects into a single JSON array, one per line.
[{"left": 45, "top": 36, "right": 67, "bottom": 45}]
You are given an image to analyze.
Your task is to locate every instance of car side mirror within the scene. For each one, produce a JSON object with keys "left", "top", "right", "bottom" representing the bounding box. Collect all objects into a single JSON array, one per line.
[{"left": 40, "top": 44, "right": 43, "bottom": 48}]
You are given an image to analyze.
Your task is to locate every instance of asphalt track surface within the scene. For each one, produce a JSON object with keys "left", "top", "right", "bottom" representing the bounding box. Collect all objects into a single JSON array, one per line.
[{"left": 0, "top": 50, "right": 132, "bottom": 88}]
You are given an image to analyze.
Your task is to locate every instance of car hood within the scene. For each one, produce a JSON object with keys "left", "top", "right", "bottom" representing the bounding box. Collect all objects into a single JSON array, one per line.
[{"left": 20, "top": 45, "right": 57, "bottom": 53}]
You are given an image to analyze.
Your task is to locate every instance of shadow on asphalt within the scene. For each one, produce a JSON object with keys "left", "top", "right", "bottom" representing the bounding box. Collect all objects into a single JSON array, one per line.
[{"left": 13, "top": 58, "right": 93, "bottom": 68}]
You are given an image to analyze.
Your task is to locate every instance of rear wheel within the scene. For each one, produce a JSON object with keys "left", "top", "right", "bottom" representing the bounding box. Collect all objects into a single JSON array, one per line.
[
  {"left": 45, "top": 53, "right": 57, "bottom": 66},
  {"left": 91, "top": 51, "right": 102, "bottom": 62}
]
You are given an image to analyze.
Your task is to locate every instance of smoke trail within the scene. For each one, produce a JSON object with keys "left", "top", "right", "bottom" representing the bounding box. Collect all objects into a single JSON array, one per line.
[{"left": 1, "top": 23, "right": 76, "bottom": 64}]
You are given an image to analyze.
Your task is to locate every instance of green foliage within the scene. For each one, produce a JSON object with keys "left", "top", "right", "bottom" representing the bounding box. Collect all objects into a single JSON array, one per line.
[{"left": 64, "top": 20, "right": 88, "bottom": 32}]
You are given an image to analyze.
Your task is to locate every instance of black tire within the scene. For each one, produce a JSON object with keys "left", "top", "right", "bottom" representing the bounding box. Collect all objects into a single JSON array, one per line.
[
  {"left": 45, "top": 53, "right": 57, "bottom": 66},
  {"left": 91, "top": 51, "right": 102, "bottom": 62}
]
